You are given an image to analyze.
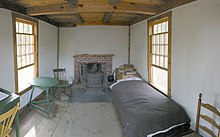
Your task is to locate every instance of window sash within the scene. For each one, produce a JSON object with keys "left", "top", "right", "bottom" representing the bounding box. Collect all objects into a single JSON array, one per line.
[
  {"left": 13, "top": 13, "right": 38, "bottom": 94},
  {"left": 148, "top": 12, "right": 171, "bottom": 97}
]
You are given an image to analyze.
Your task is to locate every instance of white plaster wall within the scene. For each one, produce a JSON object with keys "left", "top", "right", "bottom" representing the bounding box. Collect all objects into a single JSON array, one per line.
[
  {"left": 0, "top": 8, "right": 58, "bottom": 108},
  {"left": 59, "top": 26, "right": 128, "bottom": 78},
  {"left": 130, "top": 20, "right": 148, "bottom": 81},
  {"left": 171, "top": 0, "right": 220, "bottom": 134},
  {"left": 39, "top": 20, "right": 58, "bottom": 77},
  {"left": 0, "top": 8, "right": 15, "bottom": 92},
  {"left": 130, "top": 0, "right": 220, "bottom": 135}
]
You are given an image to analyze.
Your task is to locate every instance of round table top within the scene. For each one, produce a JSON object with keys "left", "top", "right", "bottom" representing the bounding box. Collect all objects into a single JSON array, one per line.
[{"left": 29, "top": 77, "right": 59, "bottom": 88}]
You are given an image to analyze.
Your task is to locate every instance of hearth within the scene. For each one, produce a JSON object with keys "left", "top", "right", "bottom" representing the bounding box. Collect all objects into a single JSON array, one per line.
[{"left": 73, "top": 54, "right": 113, "bottom": 87}]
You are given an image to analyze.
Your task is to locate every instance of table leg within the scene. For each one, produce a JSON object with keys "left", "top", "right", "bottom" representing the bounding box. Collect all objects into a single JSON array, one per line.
[
  {"left": 45, "top": 88, "right": 50, "bottom": 117},
  {"left": 15, "top": 113, "right": 20, "bottom": 137},
  {"left": 29, "top": 87, "right": 34, "bottom": 104}
]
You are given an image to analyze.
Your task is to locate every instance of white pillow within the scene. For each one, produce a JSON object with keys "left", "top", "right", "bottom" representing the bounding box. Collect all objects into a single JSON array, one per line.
[{"left": 110, "top": 77, "right": 142, "bottom": 89}]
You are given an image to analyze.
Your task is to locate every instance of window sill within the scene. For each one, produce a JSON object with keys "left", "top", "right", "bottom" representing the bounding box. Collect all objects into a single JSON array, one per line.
[{"left": 16, "top": 86, "right": 32, "bottom": 96}]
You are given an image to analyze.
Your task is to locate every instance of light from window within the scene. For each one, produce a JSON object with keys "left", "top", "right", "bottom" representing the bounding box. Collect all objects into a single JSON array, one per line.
[
  {"left": 14, "top": 17, "right": 38, "bottom": 94},
  {"left": 148, "top": 15, "right": 171, "bottom": 96}
]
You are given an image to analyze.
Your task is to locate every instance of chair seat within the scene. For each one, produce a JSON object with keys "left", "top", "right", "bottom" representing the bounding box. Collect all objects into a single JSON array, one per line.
[{"left": 183, "top": 132, "right": 202, "bottom": 137}]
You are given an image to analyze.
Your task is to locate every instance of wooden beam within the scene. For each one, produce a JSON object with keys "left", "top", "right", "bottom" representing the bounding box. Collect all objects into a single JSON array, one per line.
[
  {"left": 34, "top": 15, "right": 59, "bottom": 26},
  {"left": 74, "top": 13, "right": 84, "bottom": 24},
  {"left": 109, "top": 0, "right": 121, "bottom": 6},
  {"left": 0, "top": 0, "right": 59, "bottom": 27},
  {"left": 59, "top": 21, "right": 129, "bottom": 27},
  {"left": 27, "top": 2, "right": 159, "bottom": 16},
  {"left": 67, "top": 0, "right": 77, "bottom": 8},
  {"left": 102, "top": 12, "right": 113, "bottom": 23},
  {"left": 160, "top": 0, "right": 197, "bottom": 13},
  {"left": 129, "top": 15, "right": 151, "bottom": 25},
  {"left": 0, "top": 0, "right": 26, "bottom": 14}
]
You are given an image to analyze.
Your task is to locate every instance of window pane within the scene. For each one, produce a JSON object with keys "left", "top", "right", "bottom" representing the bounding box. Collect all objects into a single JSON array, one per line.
[
  {"left": 156, "top": 55, "right": 159, "bottom": 66},
  {"left": 158, "top": 23, "right": 161, "bottom": 33},
  {"left": 154, "top": 24, "right": 158, "bottom": 34},
  {"left": 19, "top": 22, "right": 23, "bottom": 33},
  {"left": 162, "top": 22, "right": 166, "bottom": 32},
  {"left": 16, "top": 22, "right": 19, "bottom": 33},
  {"left": 156, "top": 45, "right": 159, "bottom": 54},
  {"left": 152, "top": 55, "right": 155, "bottom": 65},
  {"left": 18, "top": 65, "right": 34, "bottom": 92},
  {"left": 160, "top": 56, "right": 164, "bottom": 67},
  {"left": 152, "top": 66, "right": 168, "bottom": 94},
  {"left": 152, "top": 45, "right": 155, "bottom": 54},
  {"left": 165, "top": 33, "right": 168, "bottom": 44},
  {"left": 165, "top": 57, "right": 168, "bottom": 69},
  {"left": 166, "top": 21, "right": 168, "bottom": 32},
  {"left": 24, "top": 24, "right": 28, "bottom": 33},
  {"left": 165, "top": 46, "right": 168, "bottom": 56}
]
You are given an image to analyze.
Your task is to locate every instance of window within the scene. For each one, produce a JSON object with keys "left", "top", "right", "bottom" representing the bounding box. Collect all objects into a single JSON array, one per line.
[
  {"left": 148, "top": 12, "right": 171, "bottom": 96},
  {"left": 13, "top": 14, "right": 38, "bottom": 94}
]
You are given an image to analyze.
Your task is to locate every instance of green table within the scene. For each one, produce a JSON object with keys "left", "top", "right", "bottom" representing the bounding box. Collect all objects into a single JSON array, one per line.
[
  {"left": 29, "top": 77, "right": 59, "bottom": 117},
  {"left": 0, "top": 88, "right": 20, "bottom": 137}
]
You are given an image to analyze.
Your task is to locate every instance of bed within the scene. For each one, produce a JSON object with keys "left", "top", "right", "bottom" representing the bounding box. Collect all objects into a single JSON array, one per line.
[{"left": 110, "top": 78, "right": 191, "bottom": 137}]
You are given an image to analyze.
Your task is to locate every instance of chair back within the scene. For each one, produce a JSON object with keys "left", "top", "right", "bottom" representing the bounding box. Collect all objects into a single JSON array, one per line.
[
  {"left": 53, "top": 68, "right": 67, "bottom": 86},
  {"left": 0, "top": 102, "right": 19, "bottom": 137},
  {"left": 195, "top": 93, "right": 220, "bottom": 137}
]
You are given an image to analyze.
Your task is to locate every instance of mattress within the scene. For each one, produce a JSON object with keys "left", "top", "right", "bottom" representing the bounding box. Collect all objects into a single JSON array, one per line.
[{"left": 111, "top": 78, "right": 190, "bottom": 137}]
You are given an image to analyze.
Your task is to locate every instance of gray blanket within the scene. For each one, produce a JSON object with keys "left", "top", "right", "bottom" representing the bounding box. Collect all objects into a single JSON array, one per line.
[{"left": 111, "top": 80, "right": 190, "bottom": 137}]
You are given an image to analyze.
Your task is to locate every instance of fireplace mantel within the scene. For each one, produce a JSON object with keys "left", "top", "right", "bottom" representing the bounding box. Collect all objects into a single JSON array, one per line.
[{"left": 73, "top": 54, "right": 114, "bottom": 58}]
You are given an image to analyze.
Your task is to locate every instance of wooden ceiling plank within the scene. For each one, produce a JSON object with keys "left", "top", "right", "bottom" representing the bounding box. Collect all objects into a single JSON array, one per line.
[
  {"left": 121, "top": 0, "right": 164, "bottom": 5},
  {"left": 59, "top": 21, "right": 129, "bottom": 27},
  {"left": 102, "top": 12, "right": 113, "bottom": 23},
  {"left": 109, "top": 0, "right": 121, "bottom": 6},
  {"left": 74, "top": 13, "right": 84, "bottom": 24},
  {"left": 160, "top": 0, "right": 198, "bottom": 13},
  {"left": 27, "top": 2, "right": 159, "bottom": 16},
  {"left": 0, "top": 0, "right": 59, "bottom": 27}
]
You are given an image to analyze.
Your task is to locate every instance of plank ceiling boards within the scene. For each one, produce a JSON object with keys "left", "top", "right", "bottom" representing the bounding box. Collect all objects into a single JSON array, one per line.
[{"left": 3, "top": 0, "right": 197, "bottom": 27}]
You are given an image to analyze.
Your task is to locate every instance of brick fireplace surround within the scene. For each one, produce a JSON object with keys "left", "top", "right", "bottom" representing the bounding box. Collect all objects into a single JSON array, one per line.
[{"left": 73, "top": 54, "right": 113, "bottom": 84}]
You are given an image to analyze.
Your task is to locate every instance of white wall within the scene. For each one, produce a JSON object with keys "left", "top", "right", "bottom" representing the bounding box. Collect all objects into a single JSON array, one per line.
[
  {"left": 0, "top": 8, "right": 16, "bottom": 92},
  {"left": 130, "top": 0, "right": 220, "bottom": 135},
  {"left": 171, "top": 0, "right": 220, "bottom": 134},
  {"left": 130, "top": 20, "right": 148, "bottom": 80},
  {"left": 0, "top": 8, "right": 58, "bottom": 108},
  {"left": 59, "top": 26, "right": 129, "bottom": 78}
]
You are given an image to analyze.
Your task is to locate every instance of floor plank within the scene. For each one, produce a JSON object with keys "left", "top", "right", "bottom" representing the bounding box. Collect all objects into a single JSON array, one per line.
[{"left": 10, "top": 100, "right": 123, "bottom": 137}]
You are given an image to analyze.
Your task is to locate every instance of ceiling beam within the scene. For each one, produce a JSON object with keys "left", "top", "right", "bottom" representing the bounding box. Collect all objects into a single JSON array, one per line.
[
  {"left": 27, "top": 2, "right": 159, "bottom": 16},
  {"left": 0, "top": 0, "right": 59, "bottom": 27},
  {"left": 109, "top": 0, "right": 121, "bottom": 6},
  {"left": 74, "top": 13, "right": 84, "bottom": 24},
  {"left": 159, "top": 0, "right": 197, "bottom": 13},
  {"left": 129, "top": 15, "right": 151, "bottom": 25},
  {"left": 102, "top": 12, "right": 113, "bottom": 23},
  {"left": 59, "top": 21, "right": 129, "bottom": 27},
  {"left": 67, "top": 0, "right": 77, "bottom": 8},
  {"left": 0, "top": 0, "right": 26, "bottom": 14}
]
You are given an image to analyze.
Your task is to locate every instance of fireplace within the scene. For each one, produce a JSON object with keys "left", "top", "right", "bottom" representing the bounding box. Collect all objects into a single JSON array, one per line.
[{"left": 73, "top": 54, "right": 113, "bottom": 87}]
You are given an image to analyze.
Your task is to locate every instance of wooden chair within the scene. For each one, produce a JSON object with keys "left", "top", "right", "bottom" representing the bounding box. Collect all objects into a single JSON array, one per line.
[
  {"left": 195, "top": 93, "right": 220, "bottom": 137},
  {"left": 53, "top": 68, "right": 72, "bottom": 100},
  {"left": 0, "top": 102, "right": 19, "bottom": 137}
]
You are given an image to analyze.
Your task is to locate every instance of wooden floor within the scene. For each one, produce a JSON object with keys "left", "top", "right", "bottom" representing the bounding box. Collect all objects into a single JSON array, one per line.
[{"left": 10, "top": 101, "right": 123, "bottom": 137}]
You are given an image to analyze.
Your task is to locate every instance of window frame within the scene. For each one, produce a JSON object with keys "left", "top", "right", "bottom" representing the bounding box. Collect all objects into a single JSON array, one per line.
[
  {"left": 147, "top": 12, "right": 172, "bottom": 97},
  {"left": 12, "top": 13, "right": 39, "bottom": 95}
]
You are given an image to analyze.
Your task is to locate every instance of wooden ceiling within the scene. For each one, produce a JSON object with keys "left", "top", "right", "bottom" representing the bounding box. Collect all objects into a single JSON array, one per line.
[{"left": 1, "top": 0, "right": 197, "bottom": 27}]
